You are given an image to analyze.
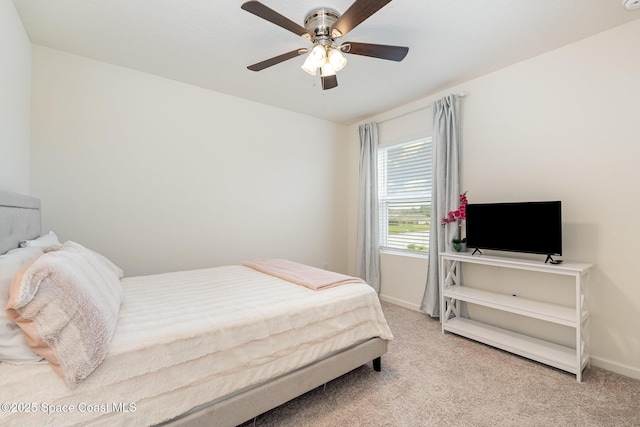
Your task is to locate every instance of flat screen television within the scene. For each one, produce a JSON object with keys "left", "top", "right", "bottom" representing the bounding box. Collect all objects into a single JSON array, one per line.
[{"left": 465, "top": 201, "right": 562, "bottom": 261}]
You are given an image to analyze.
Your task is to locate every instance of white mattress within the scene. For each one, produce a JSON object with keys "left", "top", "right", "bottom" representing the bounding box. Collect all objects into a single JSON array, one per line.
[{"left": 0, "top": 265, "right": 392, "bottom": 426}]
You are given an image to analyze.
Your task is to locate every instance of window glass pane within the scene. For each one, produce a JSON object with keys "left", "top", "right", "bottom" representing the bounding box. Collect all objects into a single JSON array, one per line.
[
  {"left": 386, "top": 141, "right": 431, "bottom": 198},
  {"left": 386, "top": 201, "right": 430, "bottom": 252},
  {"left": 378, "top": 138, "right": 432, "bottom": 254}
]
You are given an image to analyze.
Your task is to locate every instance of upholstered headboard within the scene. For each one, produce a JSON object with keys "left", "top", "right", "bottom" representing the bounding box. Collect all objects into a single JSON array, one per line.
[{"left": 0, "top": 190, "right": 41, "bottom": 255}]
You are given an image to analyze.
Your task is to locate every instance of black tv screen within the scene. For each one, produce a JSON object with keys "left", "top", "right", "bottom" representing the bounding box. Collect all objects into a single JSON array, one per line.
[{"left": 465, "top": 201, "right": 562, "bottom": 257}]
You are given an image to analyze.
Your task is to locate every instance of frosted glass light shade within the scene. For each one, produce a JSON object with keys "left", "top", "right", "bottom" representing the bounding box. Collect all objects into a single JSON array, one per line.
[
  {"left": 301, "top": 56, "right": 317, "bottom": 75},
  {"left": 328, "top": 49, "right": 347, "bottom": 72},
  {"left": 301, "top": 45, "right": 347, "bottom": 78},
  {"left": 307, "top": 45, "right": 327, "bottom": 68},
  {"left": 321, "top": 61, "right": 336, "bottom": 77}
]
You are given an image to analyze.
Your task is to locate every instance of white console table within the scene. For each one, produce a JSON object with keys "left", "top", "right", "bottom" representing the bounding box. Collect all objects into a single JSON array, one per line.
[{"left": 439, "top": 251, "right": 592, "bottom": 381}]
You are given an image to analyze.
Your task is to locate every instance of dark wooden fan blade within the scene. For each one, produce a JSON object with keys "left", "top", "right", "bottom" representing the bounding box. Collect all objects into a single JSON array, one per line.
[
  {"left": 247, "top": 49, "right": 306, "bottom": 71},
  {"left": 321, "top": 75, "right": 338, "bottom": 90},
  {"left": 241, "top": 1, "right": 311, "bottom": 39},
  {"left": 342, "top": 42, "right": 409, "bottom": 61},
  {"left": 330, "top": 0, "right": 392, "bottom": 38}
]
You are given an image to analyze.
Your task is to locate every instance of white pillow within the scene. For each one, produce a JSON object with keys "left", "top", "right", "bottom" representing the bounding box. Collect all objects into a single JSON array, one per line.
[
  {"left": 7, "top": 241, "right": 123, "bottom": 387},
  {"left": 19, "top": 231, "right": 61, "bottom": 250},
  {"left": 0, "top": 247, "right": 45, "bottom": 364}
]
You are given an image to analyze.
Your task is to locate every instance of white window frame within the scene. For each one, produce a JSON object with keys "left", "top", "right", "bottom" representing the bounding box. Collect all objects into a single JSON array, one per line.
[{"left": 378, "top": 137, "right": 432, "bottom": 256}]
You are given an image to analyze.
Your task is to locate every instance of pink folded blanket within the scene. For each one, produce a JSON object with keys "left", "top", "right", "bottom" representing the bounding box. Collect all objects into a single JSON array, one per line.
[{"left": 242, "top": 259, "right": 366, "bottom": 290}]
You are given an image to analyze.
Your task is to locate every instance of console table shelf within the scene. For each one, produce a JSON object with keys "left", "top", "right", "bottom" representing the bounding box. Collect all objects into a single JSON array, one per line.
[
  {"left": 443, "top": 285, "right": 581, "bottom": 326},
  {"left": 440, "top": 252, "right": 592, "bottom": 381},
  {"left": 444, "top": 318, "right": 580, "bottom": 374}
]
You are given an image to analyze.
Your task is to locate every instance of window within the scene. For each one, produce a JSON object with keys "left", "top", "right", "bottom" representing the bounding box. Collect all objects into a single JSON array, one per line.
[{"left": 378, "top": 138, "right": 432, "bottom": 254}]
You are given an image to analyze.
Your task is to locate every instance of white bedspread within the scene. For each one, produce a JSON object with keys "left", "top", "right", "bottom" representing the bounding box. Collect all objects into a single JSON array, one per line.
[{"left": 0, "top": 265, "right": 392, "bottom": 426}]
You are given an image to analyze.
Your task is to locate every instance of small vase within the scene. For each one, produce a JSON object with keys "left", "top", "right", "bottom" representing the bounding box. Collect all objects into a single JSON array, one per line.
[
  {"left": 452, "top": 240, "right": 466, "bottom": 252},
  {"left": 452, "top": 222, "right": 466, "bottom": 252}
]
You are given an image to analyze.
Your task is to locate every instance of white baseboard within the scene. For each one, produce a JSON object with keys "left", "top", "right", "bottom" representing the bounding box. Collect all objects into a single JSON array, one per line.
[
  {"left": 591, "top": 356, "right": 640, "bottom": 380},
  {"left": 379, "top": 294, "right": 422, "bottom": 312}
]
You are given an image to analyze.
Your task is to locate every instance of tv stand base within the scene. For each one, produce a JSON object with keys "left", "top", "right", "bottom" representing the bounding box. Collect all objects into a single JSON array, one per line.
[{"left": 439, "top": 251, "right": 592, "bottom": 381}]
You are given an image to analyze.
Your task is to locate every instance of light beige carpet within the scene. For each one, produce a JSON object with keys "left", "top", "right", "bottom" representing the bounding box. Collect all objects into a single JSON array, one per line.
[{"left": 240, "top": 301, "right": 640, "bottom": 426}]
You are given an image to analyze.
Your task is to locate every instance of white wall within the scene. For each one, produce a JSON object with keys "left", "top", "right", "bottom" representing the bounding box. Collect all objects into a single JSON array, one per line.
[
  {"left": 30, "top": 46, "right": 349, "bottom": 277},
  {"left": 348, "top": 19, "right": 640, "bottom": 379},
  {"left": 0, "top": 0, "right": 31, "bottom": 193}
]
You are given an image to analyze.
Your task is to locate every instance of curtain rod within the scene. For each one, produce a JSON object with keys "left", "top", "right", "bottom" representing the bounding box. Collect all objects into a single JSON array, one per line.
[{"left": 376, "top": 91, "right": 466, "bottom": 124}]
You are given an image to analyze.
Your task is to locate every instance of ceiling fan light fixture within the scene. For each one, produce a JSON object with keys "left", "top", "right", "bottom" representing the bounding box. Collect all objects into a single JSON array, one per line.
[
  {"left": 307, "top": 44, "right": 327, "bottom": 68},
  {"left": 301, "top": 56, "right": 318, "bottom": 75},
  {"left": 321, "top": 61, "right": 336, "bottom": 77},
  {"left": 241, "top": 1, "right": 410, "bottom": 90},
  {"left": 328, "top": 48, "right": 347, "bottom": 72}
]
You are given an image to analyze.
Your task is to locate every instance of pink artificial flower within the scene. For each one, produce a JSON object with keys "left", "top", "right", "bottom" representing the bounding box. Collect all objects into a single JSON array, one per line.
[
  {"left": 441, "top": 192, "right": 469, "bottom": 226},
  {"left": 458, "top": 205, "right": 466, "bottom": 219}
]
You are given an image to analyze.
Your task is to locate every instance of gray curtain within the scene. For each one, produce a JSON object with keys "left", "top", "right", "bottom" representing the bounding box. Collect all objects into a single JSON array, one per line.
[
  {"left": 420, "top": 95, "right": 462, "bottom": 317},
  {"left": 356, "top": 123, "right": 381, "bottom": 293}
]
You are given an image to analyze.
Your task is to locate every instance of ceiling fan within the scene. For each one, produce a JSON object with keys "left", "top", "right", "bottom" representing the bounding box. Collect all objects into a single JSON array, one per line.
[{"left": 241, "top": 0, "right": 409, "bottom": 90}]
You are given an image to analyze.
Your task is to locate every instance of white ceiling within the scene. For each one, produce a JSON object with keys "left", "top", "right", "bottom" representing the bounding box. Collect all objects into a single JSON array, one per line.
[{"left": 12, "top": 0, "right": 640, "bottom": 125}]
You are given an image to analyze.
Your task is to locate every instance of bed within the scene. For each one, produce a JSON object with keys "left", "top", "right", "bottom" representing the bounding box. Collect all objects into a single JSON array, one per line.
[{"left": 0, "top": 190, "right": 392, "bottom": 426}]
